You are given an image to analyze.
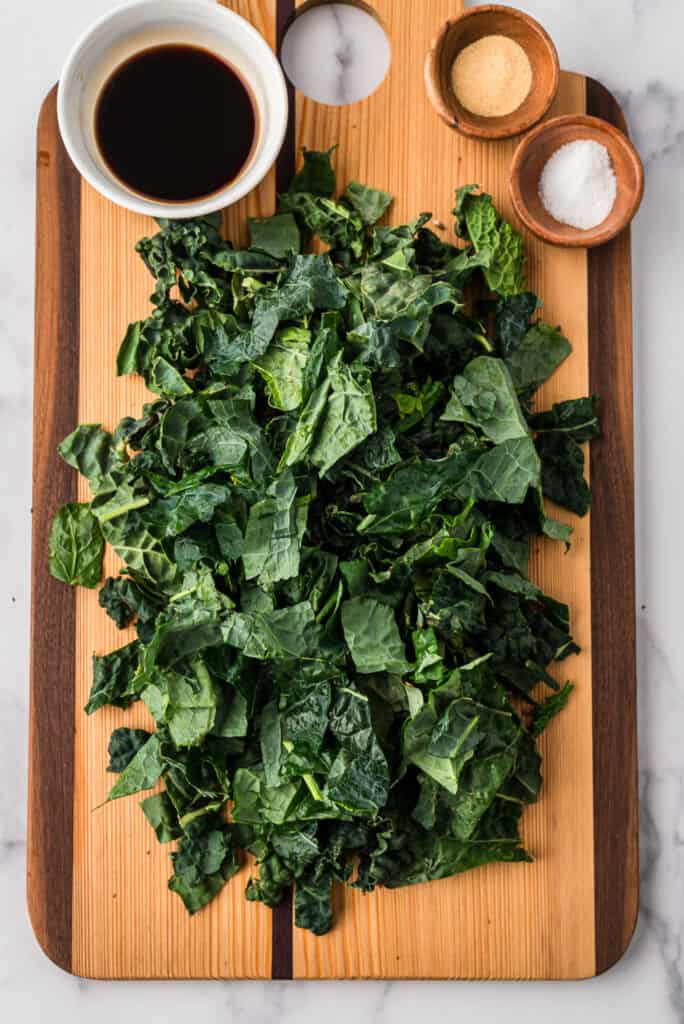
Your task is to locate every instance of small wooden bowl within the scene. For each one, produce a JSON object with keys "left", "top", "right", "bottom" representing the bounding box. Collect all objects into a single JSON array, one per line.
[
  {"left": 509, "top": 114, "right": 644, "bottom": 247},
  {"left": 425, "top": 4, "right": 560, "bottom": 141}
]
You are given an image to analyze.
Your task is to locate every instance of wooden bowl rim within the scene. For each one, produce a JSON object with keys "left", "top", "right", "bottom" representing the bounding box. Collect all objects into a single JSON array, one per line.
[
  {"left": 424, "top": 3, "right": 560, "bottom": 141},
  {"left": 509, "top": 113, "right": 645, "bottom": 248}
]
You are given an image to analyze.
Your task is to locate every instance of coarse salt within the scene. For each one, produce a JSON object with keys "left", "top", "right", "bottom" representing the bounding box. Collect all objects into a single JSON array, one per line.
[{"left": 538, "top": 139, "right": 617, "bottom": 230}]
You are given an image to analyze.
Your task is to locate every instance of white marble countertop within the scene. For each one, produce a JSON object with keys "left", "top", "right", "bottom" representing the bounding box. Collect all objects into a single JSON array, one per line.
[{"left": 1, "top": 0, "right": 682, "bottom": 1018}]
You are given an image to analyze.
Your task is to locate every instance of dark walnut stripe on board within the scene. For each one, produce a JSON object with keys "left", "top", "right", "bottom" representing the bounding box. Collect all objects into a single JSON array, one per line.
[
  {"left": 275, "top": 0, "right": 296, "bottom": 197},
  {"left": 586, "top": 77, "right": 639, "bottom": 974},
  {"left": 270, "top": 0, "right": 296, "bottom": 979},
  {"left": 271, "top": 887, "right": 294, "bottom": 980},
  {"left": 27, "top": 86, "right": 80, "bottom": 972}
]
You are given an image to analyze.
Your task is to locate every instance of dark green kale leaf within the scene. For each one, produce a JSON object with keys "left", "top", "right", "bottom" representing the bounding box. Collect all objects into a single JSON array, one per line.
[
  {"left": 58, "top": 424, "right": 125, "bottom": 494},
  {"left": 495, "top": 292, "right": 541, "bottom": 357},
  {"left": 358, "top": 451, "right": 480, "bottom": 536},
  {"left": 358, "top": 815, "right": 531, "bottom": 892},
  {"left": 279, "top": 150, "right": 388, "bottom": 260},
  {"left": 528, "top": 396, "right": 600, "bottom": 441},
  {"left": 341, "top": 597, "right": 410, "bottom": 675},
  {"left": 248, "top": 213, "right": 300, "bottom": 259},
  {"left": 288, "top": 146, "right": 336, "bottom": 197},
  {"left": 442, "top": 355, "right": 529, "bottom": 443},
  {"left": 308, "top": 357, "right": 377, "bottom": 475},
  {"left": 505, "top": 323, "right": 571, "bottom": 391},
  {"left": 140, "top": 790, "right": 183, "bottom": 843},
  {"left": 85, "top": 641, "right": 140, "bottom": 715},
  {"left": 101, "top": 519, "right": 178, "bottom": 591},
  {"left": 532, "top": 682, "right": 574, "bottom": 736},
  {"left": 48, "top": 503, "right": 104, "bottom": 588},
  {"left": 241, "top": 470, "right": 308, "bottom": 585},
  {"left": 107, "top": 727, "right": 151, "bottom": 772},
  {"left": 168, "top": 818, "right": 239, "bottom": 913},
  {"left": 454, "top": 186, "right": 526, "bottom": 296},
  {"left": 245, "top": 849, "right": 295, "bottom": 908},
  {"left": 294, "top": 860, "right": 334, "bottom": 935},
  {"left": 342, "top": 181, "right": 393, "bottom": 225},
  {"left": 99, "top": 575, "right": 163, "bottom": 630},
  {"left": 106, "top": 733, "right": 164, "bottom": 801},
  {"left": 459, "top": 437, "right": 541, "bottom": 504},
  {"left": 140, "top": 663, "right": 220, "bottom": 748},
  {"left": 253, "top": 326, "right": 310, "bottom": 411},
  {"left": 536, "top": 432, "right": 592, "bottom": 515},
  {"left": 280, "top": 192, "right": 365, "bottom": 258},
  {"left": 528, "top": 397, "right": 597, "bottom": 516},
  {"left": 327, "top": 685, "right": 390, "bottom": 814}
]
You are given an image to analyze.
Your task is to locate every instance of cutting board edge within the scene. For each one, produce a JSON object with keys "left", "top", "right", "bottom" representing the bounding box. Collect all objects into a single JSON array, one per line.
[
  {"left": 28, "top": 84, "right": 79, "bottom": 977},
  {"left": 586, "top": 75, "right": 639, "bottom": 978}
]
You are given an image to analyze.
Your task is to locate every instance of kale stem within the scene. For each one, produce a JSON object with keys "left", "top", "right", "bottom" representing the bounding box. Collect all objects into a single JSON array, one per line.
[
  {"left": 98, "top": 497, "right": 151, "bottom": 523},
  {"left": 283, "top": 739, "right": 323, "bottom": 801},
  {"left": 302, "top": 773, "right": 323, "bottom": 801}
]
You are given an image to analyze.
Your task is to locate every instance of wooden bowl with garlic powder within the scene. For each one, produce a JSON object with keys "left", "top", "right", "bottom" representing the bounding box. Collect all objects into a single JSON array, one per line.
[{"left": 425, "top": 4, "right": 559, "bottom": 140}]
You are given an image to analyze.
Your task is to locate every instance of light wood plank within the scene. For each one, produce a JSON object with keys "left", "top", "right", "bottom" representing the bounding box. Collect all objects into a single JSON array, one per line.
[
  {"left": 71, "top": 0, "right": 278, "bottom": 980},
  {"left": 292, "top": 0, "right": 595, "bottom": 979}
]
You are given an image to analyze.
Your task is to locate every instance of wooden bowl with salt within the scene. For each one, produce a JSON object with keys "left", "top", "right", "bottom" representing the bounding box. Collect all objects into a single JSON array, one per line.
[
  {"left": 509, "top": 114, "right": 644, "bottom": 247},
  {"left": 425, "top": 4, "right": 560, "bottom": 140}
]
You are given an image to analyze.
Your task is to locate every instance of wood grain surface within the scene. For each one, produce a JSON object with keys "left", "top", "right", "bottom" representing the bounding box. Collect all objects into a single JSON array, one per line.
[
  {"left": 28, "top": 86, "right": 80, "bottom": 975},
  {"left": 586, "top": 78, "right": 639, "bottom": 976},
  {"left": 28, "top": 0, "right": 637, "bottom": 979},
  {"left": 292, "top": 0, "right": 597, "bottom": 980}
]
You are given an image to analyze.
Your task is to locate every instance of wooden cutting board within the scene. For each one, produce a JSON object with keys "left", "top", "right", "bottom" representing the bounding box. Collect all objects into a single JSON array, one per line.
[{"left": 28, "top": 0, "right": 637, "bottom": 980}]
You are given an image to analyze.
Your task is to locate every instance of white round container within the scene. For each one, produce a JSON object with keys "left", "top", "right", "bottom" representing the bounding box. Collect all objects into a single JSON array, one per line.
[{"left": 57, "top": 0, "right": 288, "bottom": 218}]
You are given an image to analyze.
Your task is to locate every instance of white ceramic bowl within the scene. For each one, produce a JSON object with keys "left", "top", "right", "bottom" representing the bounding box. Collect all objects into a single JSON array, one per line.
[{"left": 57, "top": 0, "right": 288, "bottom": 218}]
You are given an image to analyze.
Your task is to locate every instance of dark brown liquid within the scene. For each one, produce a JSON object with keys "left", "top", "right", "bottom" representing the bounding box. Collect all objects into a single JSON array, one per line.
[{"left": 95, "top": 44, "right": 257, "bottom": 202}]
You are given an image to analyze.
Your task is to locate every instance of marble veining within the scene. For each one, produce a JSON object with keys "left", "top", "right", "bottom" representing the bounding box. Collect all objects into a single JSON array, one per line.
[
  {"left": 280, "top": 2, "right": 391, "bottom": 106},
  {"left": 328, "top": 4, "right": 354, "bottom": 105},
  {"left": 2, "top": 1, "right": 684, "bottom": 1020}
]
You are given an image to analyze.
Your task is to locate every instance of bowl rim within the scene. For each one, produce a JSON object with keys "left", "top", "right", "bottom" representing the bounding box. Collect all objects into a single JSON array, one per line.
[
  {"left": 509, "top": 113, "right": 645, "bottom": 248},
  {"left": 424, "top": 3, "right": 561, "bottom": 141},
  {"left": 56, "top": 0, "right": 288, "bottom": 218}
]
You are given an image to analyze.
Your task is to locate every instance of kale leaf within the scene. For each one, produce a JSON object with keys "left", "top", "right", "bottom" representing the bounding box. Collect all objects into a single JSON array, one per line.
[
  {"left": 85, "top": 641, "right": 140, "bottom": 714},
  {"left": 532, "top": 682, "right": 574, "bottom": 736},
  {"left": 168, "top": 818, "right": 239, "bottom": 913},
  {"left": 454, "top": 186, "right": 526, "bottom": 296},
  {"left": 107, "top": 727, "right": 151, "bottom": 772},
  {"left": 48, "top": 503, "right": 104, "bottom": 588}
]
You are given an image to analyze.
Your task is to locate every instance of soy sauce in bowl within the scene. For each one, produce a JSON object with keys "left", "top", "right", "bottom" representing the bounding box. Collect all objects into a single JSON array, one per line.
[{"left": 95, "top": 44, "right": 257, "bottom": 203}]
